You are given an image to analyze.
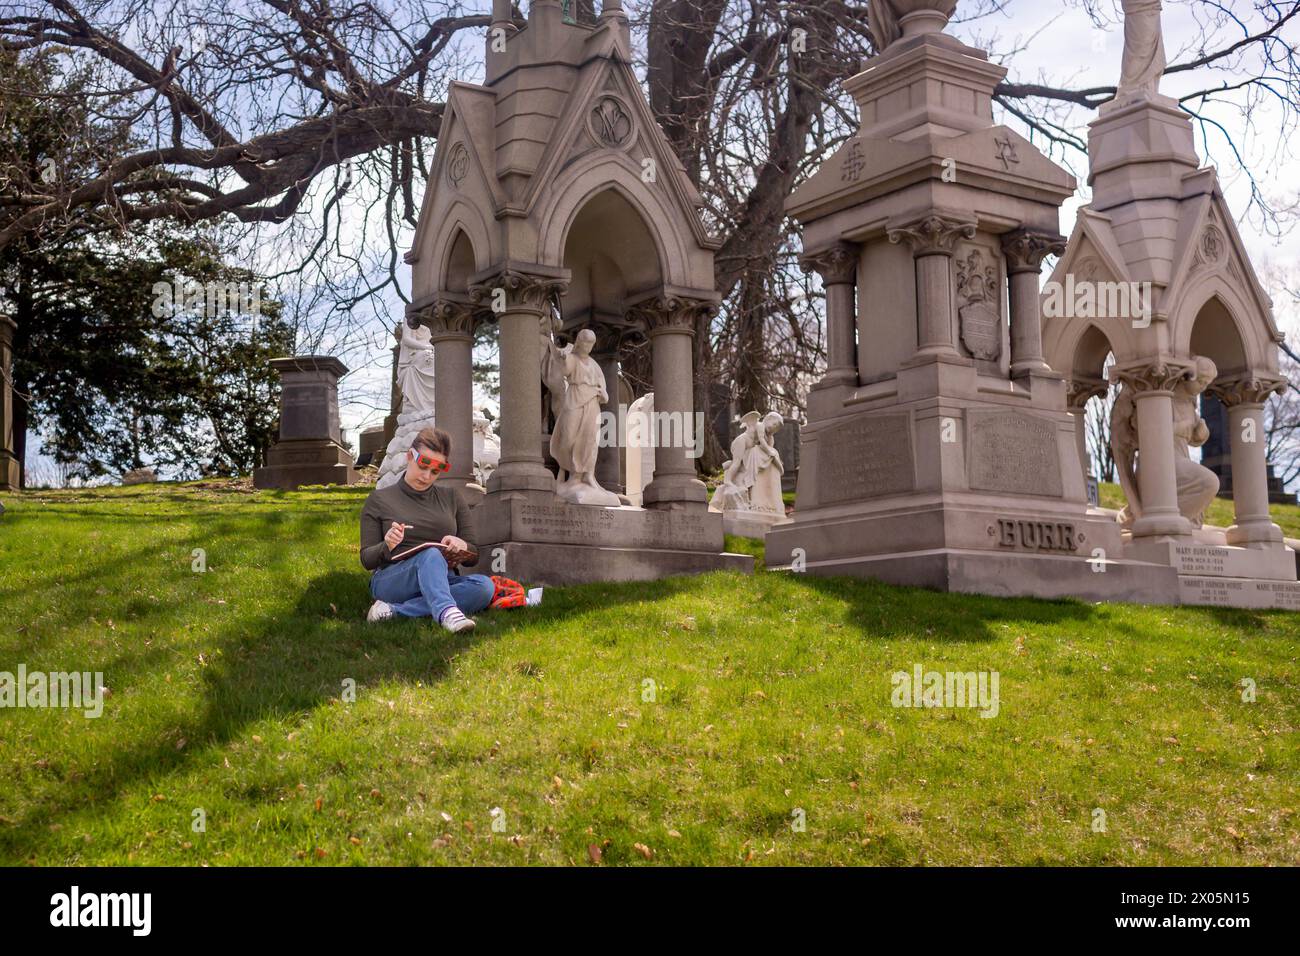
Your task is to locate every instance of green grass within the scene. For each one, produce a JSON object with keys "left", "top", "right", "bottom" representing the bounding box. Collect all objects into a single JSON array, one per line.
[
  {"left": 1096, "top": 482, "right": 1300, "bottom": 539},
  {"left": 0, "top": 480, "right": 1296, "bottom": 866}
]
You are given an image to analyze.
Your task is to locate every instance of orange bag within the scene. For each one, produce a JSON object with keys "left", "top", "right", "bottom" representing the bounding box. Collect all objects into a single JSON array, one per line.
[{"left": 488, "top": 575, "right": 528, "bottom": 610}]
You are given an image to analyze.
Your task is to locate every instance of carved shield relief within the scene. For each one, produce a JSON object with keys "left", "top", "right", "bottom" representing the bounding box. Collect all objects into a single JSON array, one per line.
[{"left": 955, "top": 247, "right": 1002, "bottom": 361}]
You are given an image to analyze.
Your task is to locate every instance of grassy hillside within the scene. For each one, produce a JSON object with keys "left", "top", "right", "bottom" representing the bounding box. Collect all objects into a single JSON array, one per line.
[{"left": 0, "top": 481, "right": 1296, "bottom": 865}]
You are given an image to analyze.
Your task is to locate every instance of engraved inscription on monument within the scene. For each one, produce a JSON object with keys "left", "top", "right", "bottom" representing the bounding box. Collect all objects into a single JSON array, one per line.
[
  {"left": 514, "top": 503, "right": 717, "bottom": 551},
  {"left": 817, "top": 414, "right": 914, "bottom": 505},
  {"left": 967, "top": 410, "right": 1063, "bottom": 497},
  {"left": 1172, "top": 544, "right": 1228, "bottom": 576}
]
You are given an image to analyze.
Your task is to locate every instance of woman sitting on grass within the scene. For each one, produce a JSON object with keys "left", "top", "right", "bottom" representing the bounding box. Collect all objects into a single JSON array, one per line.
[{"left": 359, "top": 426, "right": 494, "bottom": 633}]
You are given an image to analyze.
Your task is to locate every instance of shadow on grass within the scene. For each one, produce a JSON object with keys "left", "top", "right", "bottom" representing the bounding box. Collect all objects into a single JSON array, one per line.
[
  {"left": 0, "top": 564, "right": 700, "bottom": 861},
  {"left": 786, "top": 573, "right": 1103, "bottom": 643}
]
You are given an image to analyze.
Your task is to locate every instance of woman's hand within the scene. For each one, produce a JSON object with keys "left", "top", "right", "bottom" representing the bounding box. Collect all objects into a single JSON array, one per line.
[
  {"left": 385, "top": 522, "right": 407, "bottom": 550},
  {"left": 440, "top": 534, "right": 471, "bottom": 566}
]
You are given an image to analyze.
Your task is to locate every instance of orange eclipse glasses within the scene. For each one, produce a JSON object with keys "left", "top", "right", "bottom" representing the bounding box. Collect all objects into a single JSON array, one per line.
[{"left": 409, "top": 448, "right": 450, "bottom": 472}]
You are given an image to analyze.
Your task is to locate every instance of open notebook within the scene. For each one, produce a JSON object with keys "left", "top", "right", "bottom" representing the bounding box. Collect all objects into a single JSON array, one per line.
[{"left": 389, "top": 540, "right": 479, "bottom": 567}]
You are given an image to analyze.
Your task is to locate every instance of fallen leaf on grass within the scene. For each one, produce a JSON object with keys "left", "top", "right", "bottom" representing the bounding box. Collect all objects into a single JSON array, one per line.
[
  {"left": 633, "top": 843, "right": 653, "bottom": 860},
  {"left": 587, "top": 844, "right": 602, "bottom": 864}
]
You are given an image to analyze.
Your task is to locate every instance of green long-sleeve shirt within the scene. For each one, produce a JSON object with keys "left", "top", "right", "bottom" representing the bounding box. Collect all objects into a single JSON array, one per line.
[{"left": 358, "top": 477, "right": 479, "bottom": 571}]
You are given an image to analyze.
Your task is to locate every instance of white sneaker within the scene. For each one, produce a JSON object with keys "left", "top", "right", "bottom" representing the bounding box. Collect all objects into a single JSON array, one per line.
[
  {"left": 367, "top": 600, "right": 394, "bottom": 623},
  {"left": 438, "top": 606, "right": 476, "bottom": 633},
  {"left": 526, "top": 587, "right": 543, "bottom": 607}
]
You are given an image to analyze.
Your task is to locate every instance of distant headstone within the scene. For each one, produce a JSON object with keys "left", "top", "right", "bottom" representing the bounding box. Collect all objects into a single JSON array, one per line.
[
  {"left": 122, "top": 467, "right": 157, "bottom": 485},
  {"left": 356, "top": 426, "right": 386, "bottom": 468},
  {"left": 253, "top": 356, "right": 359, "bottom": 490},
  {"left": 772, "top": 417, "right": 800, "bottom": 493}
]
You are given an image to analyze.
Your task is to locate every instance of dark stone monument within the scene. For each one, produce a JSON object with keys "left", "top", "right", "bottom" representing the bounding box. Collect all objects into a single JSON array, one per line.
[
  {"left": 254, "top": 356, "right": 359, "bottom": 490},
  {"left": 774, "top": 417, "right": 801, "bottom": 494},
  {"left": 356, "top": 426, "right": 386, "bottom": 468},
  {"left": 1202, "top": 393, "right": 1295, "bottom": 504},
  {"left": 0, "top": 313, "right": 19, "bottom": 491}
]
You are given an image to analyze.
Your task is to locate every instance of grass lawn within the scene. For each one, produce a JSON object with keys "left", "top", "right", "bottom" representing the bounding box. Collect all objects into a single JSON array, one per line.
[{"left": 0, "top": 480, "right": 1296, "bottom": 866}]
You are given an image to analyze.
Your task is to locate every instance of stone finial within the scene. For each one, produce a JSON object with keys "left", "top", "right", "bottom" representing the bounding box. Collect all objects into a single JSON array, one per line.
[
  {"left": 799, "top": 243, "right": 858, "bottom": 285},
  {"left": 887, "top": 214, "right": 977, "bottom": 256},
  {"left": 869, "top": 0, "right": 956, "bottom": 50}
]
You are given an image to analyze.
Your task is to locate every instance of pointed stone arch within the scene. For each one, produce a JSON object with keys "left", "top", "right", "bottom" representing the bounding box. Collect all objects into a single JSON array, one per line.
[
  {"left": 558, "top": 185, "right": 664, "bottom": 319},
  {"left": 1171, "top": 278, "right": 1277, "bottom": 379},
  {"left": 537, "top": 155, "right": 701, "bottom": 291}
]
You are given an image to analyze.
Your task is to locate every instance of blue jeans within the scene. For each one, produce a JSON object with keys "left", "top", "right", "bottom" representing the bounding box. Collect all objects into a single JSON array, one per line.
[{"left": 369, "top": 548, "right": 495, "bottom": 619}]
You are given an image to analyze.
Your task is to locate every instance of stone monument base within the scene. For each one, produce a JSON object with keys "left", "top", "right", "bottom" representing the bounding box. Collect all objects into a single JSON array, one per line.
[
  {"left": 1, "top": 450, "right": 21, "bottom": 491},
  {"left": 767, "top": 497, "right": 1300, "bottom": 608},
  {"left": 1124, "top": 530, "right": 1300, "bottom": 609},
  {"left": 473, "top": 493, "right": 753, "bottom": 586},
  {"left": 254, "top": 439, "right": 359, "bottom": 490},
  {"left": 721, "top": 509, "right": 791, "bottom": 540},
  {"left": 766, "top": 498, "right": 1182, "bottom": 604}
]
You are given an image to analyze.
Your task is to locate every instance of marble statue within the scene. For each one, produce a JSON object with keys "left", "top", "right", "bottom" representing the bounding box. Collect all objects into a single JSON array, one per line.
[
  {"left": 1112, "top": 356, "right": 1220, "bottom": 528},
  {"left": 472, "top": 412, "right": 500, "bottom": 486},
  {"left": 376, "top": 318, "right": 440, "bottom": 489},
  {"left": 545, "top": 326, "right": 620, "bottom": 506},
  {"left": 1118, "top": 0, "right": 1166, "bottom": 100},
  {"left": 624, "top": 391, "right": 655, "bottom": 507},
  {"left": 397, "top": 320, "right": 437, "bottom": 413},
  {"left": 1172, "top": 357, "right": 1221, "bottom": 525},
  {"left": 709, "top": 411, "right": 791, "bottom": 537}
]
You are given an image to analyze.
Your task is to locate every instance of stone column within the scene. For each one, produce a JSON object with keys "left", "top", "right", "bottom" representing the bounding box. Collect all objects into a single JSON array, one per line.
[
  {"left": 1209, "top": 376, "right": 1287, "bottom": 546},
  {"left": 627, "top": 294, "right": 716, "bottom": 510},
  {"left": 799, "top": 243, "right": 859, "bottom": 387},
  {"left": 414, "top": 297, "right": 480, "bottom": 489},
  {"left": 591, "top": 324, "right": 625, "bottom": 494},
  {"left": 1002, "top": 229, "right": 1066, "bottom": 377},
  {"left": 888, "top": 215, "right": 977, "bottom": 361},
  {"left": 1067, "top": 377, "right": 1108, "bottom": 501},
  {"left": 0, "top": 312, "right": 19, "bottom": 490},
  {"left": 471, "top": 269, "right": 568, "bottom": 496},
  {"left": 1113, "top": 362, "right": 1194, "bottom": 537}
]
